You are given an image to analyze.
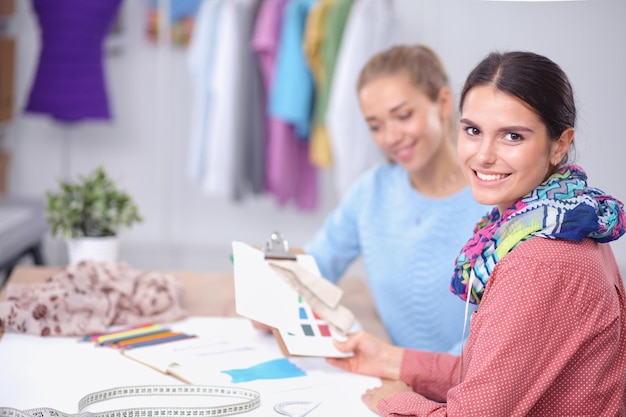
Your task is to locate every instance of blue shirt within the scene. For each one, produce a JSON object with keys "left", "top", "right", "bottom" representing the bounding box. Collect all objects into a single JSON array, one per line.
[
  {"left": 305, "top": 163, "right": 490, "bottom": 352},
  {"left": 269, "top": 0, "right": 316, "bottom": 139}
]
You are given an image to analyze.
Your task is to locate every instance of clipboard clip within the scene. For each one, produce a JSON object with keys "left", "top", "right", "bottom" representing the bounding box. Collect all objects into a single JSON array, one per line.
[{"left": 263, "top": 231, "right": 297, "bottom": 260}]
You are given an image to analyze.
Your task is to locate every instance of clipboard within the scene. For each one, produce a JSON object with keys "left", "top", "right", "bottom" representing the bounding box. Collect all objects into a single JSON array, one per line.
[
  {"left": 262, "top": 231, "right": 298, "bottom": 260},
  {"left": 232, "top": 233, "right": 357, "bottom": 358}
]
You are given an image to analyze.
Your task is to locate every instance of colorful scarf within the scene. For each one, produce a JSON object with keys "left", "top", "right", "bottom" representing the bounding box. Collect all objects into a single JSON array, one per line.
[{"left": 450, "top": 165, "right": 626, "bottom": 304}]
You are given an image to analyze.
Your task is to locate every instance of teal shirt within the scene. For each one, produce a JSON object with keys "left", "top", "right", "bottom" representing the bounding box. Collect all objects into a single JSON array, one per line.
[
  {"left": 269, "top": 0, "right": 316, "bottom": 139},
  {"left": 305, "top": 163, "right": 490, "bottom": 351}
]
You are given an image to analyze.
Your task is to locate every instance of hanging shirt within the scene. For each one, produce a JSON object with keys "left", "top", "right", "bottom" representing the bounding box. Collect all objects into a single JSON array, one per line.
[
  {"left": 235, "top": 0, "right": 266, "bottom": 196},
  {"left": 24, "top": 0, "right": 122, "bottom": 122},
  {"left": 200, "top": 0, "right": 239, "bottom": 198},
  {"left": 302, "top": 0, "right": 334, "bottom": 167},
  {"left": 202, "top": 0, "right": 263, "bottom": 200},
  {"left": 309, "top": 0, "right": 355, "bottom": 168},
  {"left": 253, "top": 0, "right": 318, "bottom": 211},
  {"left": 187, "top": 0, "right": 224, "bottom": 182},
  {"left": 325, "top": 0, "right": 395, "bottom": 196},
  {"left": 188, "top": 0, "right": 264, "bottom": 200},
  {"left": 269, "top": 0, "right": 317, "bottom": 140},
  {"left": 302, "top": 0, "right": 330, "bottom": 88}
]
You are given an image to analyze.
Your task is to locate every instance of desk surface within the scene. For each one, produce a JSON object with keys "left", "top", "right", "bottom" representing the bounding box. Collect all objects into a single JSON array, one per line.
[
  {"left": 0, "top": 266, "right": 388, "bottom": 341},
  {"left": 0, "top": 266, "right": 385, "bottom": 415}
]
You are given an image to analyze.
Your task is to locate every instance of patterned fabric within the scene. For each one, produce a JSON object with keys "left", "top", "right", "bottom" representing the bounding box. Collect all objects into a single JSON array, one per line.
[
  {"left": 0, "top": 261, "right": 186, "bottom": 336},
  {"left": 451, "top": 165, "right": 626, "bottom": 304}
]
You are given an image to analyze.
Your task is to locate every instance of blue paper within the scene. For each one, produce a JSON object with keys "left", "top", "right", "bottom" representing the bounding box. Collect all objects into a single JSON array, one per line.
[{"left": 221, "top": 358, "right": 306, "bottom": 383}]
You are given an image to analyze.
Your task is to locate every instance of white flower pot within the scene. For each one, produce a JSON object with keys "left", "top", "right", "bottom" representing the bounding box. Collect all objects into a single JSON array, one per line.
[{"left": 67, "top": 236, "right": 120, "bottom": 265}]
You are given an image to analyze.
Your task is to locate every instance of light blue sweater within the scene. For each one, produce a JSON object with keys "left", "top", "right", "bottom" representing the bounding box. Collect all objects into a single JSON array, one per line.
[{"left": 305, "top": 163, "right": 490, "bottom": 352}]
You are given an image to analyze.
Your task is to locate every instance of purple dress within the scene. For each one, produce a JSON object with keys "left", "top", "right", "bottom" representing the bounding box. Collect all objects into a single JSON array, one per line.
[
  {"left": 251, "top": 0, "right": 319, "bottom": 211},
  {"left": 24, "top": 0, "right": 122, "bottom": 122}
]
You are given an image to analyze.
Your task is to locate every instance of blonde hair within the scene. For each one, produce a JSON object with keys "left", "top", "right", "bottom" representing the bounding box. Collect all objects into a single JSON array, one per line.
[{"left": 357, "top": 44, "right": 457, "bottom": 139}]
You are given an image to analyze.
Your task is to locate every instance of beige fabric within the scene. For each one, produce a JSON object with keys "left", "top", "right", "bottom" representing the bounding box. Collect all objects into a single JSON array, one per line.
[
  {"left": 268, "top": 260, "right": 355, "bottom": 334},
  {"left": 0, "top": 260, "right": 186, "bottom": 336}
]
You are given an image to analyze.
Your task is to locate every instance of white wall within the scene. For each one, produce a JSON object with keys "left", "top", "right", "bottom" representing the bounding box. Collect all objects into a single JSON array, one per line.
[{"left": 3, "top": 0, "right": 625, "bottom": 272}]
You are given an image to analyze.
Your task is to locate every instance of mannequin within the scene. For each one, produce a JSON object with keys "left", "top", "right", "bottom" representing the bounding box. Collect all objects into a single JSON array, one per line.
[{"left": 25, "top": 0, "right": 122, "bottom": 122}]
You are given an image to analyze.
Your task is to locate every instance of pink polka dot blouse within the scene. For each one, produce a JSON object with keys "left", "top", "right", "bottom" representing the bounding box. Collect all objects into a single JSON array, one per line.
[{"left": 378, "top": 237, "right": 626, "bottom": 416}]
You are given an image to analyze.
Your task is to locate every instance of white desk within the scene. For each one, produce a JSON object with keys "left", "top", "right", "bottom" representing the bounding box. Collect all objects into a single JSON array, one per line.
[
  {"left": 0, "top": 316, "right": 380, "bottom": 415},
  {"left": 0, "top": 267, "right": 386, "bottom": 415}
]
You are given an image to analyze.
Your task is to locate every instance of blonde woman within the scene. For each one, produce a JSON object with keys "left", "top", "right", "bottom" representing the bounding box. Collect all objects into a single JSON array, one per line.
[{"left": 303, "top": 45, "right": 488, "bottom": 351}]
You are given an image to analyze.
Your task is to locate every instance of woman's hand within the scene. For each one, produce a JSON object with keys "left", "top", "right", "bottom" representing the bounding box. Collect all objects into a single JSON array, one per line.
[
  {"left": 362, "top": 379, "right": 413, "bottom": 414},
  {"left": 326, "top": 330, "right": 404, "bottom": 380}
]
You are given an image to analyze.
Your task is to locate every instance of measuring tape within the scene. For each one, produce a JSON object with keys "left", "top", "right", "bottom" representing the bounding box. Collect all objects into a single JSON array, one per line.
[{"left": 0, "top": 385, "right": 260, "bottom": 417}]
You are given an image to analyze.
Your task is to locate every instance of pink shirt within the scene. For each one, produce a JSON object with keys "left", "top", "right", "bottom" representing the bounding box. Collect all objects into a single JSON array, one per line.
[
  {"left": 251, "top": 0, "right": 318, "bottom": 211},
  {"left": 379, "top": 238, "right": 626, "bottom": 416}
]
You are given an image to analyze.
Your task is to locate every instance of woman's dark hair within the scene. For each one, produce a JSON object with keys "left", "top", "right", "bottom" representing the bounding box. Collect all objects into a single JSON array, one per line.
[{"left": 459, "top": 51, "right": 576, "bottom": 165}]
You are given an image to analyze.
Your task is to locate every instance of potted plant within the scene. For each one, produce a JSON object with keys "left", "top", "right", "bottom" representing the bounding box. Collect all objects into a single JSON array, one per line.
[{"left": 45, "top": 166, "right": 143, "bottom": 265}]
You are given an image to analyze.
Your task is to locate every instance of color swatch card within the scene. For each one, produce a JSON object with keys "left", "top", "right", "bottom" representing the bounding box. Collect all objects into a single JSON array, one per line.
[
  {"left": 273, "top": 294, "right": 359, "bottom": 358},
  {"left": 231, "top": 241, "right": 355, "bottom": 358}
]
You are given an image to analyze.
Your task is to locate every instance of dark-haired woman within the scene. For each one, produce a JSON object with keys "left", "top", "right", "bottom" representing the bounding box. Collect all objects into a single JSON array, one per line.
[{"left": 327, "top": 50, "right": 626, "bottom": 416}]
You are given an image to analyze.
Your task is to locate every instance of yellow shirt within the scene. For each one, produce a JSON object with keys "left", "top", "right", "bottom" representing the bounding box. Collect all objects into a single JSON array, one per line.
[{"left": 303, "top": 0, "right": 336, "bottom": 168}]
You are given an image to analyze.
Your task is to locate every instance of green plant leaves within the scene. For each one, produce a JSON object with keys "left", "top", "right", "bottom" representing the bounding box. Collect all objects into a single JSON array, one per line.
[{"left": 45, "top": 166, "right": 143, "bottom": 238}]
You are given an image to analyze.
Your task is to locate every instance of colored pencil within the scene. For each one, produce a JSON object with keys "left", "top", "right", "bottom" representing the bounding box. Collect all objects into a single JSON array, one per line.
[
  {"left": 121, "top": 333, "right": 197, "bottom": 350},
  {"left": 96, "top": 324, "right": 164, "bottom": 345},
  {"left": 82, "top": 322, "right": 155, "bottom": 342},
  {"left": 112, "top": 330, "right": 183, "bottom": 348},
  {"left": 98, "top": 328, "right": 174, "bottom": 346}
]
